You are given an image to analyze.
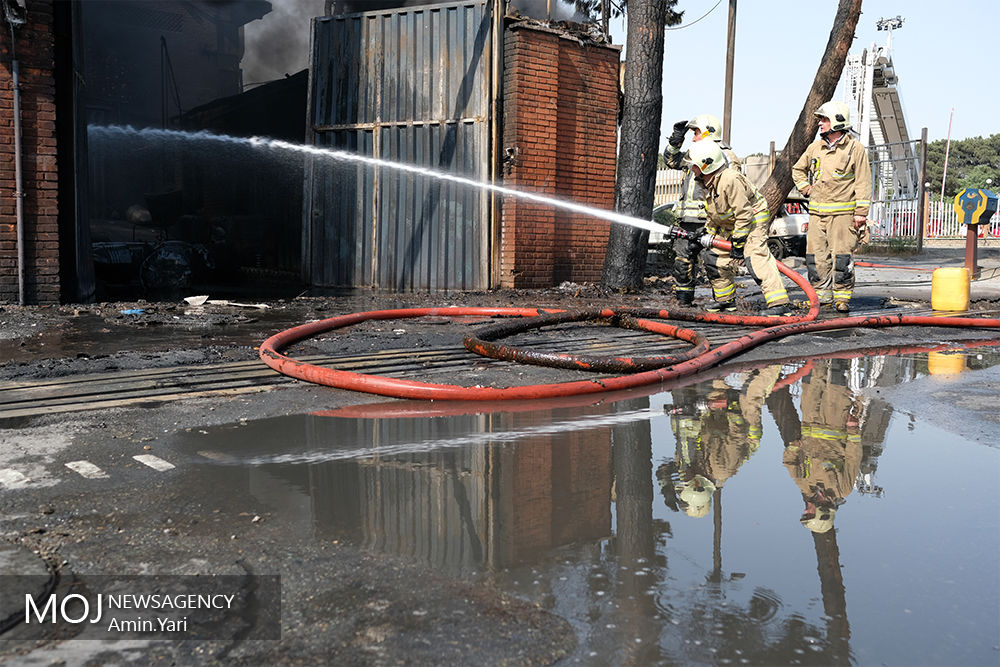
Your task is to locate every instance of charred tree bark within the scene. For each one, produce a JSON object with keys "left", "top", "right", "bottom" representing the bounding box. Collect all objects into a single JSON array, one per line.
[
  {"left": 601, "top": 0, "right": 668, "bottom": 291},
  {"left": 760, "top": 0, "right": 864, "bottom": 215}
]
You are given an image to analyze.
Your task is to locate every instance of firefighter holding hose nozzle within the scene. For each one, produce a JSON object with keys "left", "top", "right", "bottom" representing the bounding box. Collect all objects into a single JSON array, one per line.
[
  {"left": 684, "top": 141, "right": 791, "bottom": 316},
  {"left": 663, "top": 115, "right": 741, "bottom": 307},
  {"left": 657, "top": 365, "right": 782, "bottom": 517}
]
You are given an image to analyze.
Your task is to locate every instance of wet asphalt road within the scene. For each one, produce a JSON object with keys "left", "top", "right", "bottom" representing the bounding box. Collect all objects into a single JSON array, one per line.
[{"left": 0, "top": 386, "right": 576, "bottom": 664}]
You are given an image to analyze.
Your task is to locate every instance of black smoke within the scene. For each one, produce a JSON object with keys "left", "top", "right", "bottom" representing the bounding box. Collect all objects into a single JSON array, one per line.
[{"left": 242, "top": 0, "right": 326, "bottom": 87}]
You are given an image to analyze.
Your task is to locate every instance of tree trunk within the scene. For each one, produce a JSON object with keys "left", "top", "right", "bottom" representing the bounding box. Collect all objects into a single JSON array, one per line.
[
  {"left": 609, "top": 396, "right": 658, "bottom": 663},
  {"left": 601, "top": 0, "right": 668, "bottom": 290},
  {"left": 760, "top": 0, "right": 864, "bottom": 215}
]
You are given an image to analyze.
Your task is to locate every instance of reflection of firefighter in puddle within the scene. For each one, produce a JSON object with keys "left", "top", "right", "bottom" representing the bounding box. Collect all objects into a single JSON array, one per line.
[
  {"left": 657, "top": 366, "right": 782, "bottom": 517},
  {"left": 765, "top": 358, "right": 871, "bottom": 662},
  {"left": 781, "top": 359, "right": 863, "bottom": 534}
]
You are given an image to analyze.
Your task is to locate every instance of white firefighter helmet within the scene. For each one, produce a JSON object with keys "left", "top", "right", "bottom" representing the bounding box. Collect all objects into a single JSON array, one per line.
[
  {"left": 684, "top": 140, "right": 727, "bottom": 176},
  {"left": 814, "top": 101, "right": 851, "bottom": 132},
  {"left": 678, "top": 475, "right": 717, "bottom": 518},
  {"left": 688, "top": 114, "right": 722, "bottom": 141},
  {"left": 800, "top": 506, "right": 837, "bottom": 534}
]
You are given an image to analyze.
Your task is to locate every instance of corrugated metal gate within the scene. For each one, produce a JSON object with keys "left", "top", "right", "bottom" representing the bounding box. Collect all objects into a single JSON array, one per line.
[{"left": 304, "top": 1, "right": 494, "bottom": 291}]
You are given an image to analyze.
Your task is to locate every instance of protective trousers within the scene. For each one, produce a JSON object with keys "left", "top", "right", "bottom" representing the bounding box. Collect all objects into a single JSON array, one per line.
[
  {"left": 786, "top": 361, "right": 862, "bottom": 502},
  {"left": 703, "top": 244, "right": 736, "bottom": 303},
  {"left": 805, "top": 212, "right": 859, "bottom": 305},
  {"left": 671, "top": 222, "right": 705, "bottom": 304},
  {"left": 745, "top": 223, "right": 790, "bottom": 307},
  {"left": 740, "top": 364, "right": 782, "bottom": 449}
]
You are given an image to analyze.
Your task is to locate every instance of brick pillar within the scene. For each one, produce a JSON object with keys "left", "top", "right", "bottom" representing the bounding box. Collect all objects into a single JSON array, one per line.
[
  {"left": 0, "top": 0, "right": 60, "bottom": 304},
  {"left": 500, "top": 23, "right": 619, "bottom": 288},
  {"left": 491, "top": 408, "right": 612, "bottom": 565}
]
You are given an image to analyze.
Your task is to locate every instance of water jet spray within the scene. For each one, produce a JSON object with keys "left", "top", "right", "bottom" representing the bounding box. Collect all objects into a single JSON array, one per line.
[{"left": 88, "top": 124, "right": 672, "bottom": 238}]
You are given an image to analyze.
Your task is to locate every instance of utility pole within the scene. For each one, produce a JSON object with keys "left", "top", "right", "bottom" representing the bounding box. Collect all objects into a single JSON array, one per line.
[
  {"left": 940, "top": 107, "right": 954, "bottom": 202},
  {"left": 722, "top": 0, "right": 737, "bottom": 145},
  {"left": 917, "top": 127, "right": 927, "bottom": 252}
]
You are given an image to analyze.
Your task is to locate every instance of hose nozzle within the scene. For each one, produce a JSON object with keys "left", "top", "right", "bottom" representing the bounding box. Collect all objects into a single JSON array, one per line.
[{"left": 652, "top": 223, "right": 694, "bottom": 240}]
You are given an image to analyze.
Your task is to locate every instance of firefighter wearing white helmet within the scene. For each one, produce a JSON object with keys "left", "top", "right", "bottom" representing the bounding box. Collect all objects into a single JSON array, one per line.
[
  {"left": 678, "top": 475, "right": 716, "bottom": 518},
  {"left": 792, "top": 100, "right": 873, "bottom": 312},
  {"left": 663, "top": 114, "right": 741, "bottom": 306},
  {"left": 656, "top": 367, "right": 779, "bottom": 517},
  {"left": 684, "top": 141, "right": 791, "bottom": 315}
]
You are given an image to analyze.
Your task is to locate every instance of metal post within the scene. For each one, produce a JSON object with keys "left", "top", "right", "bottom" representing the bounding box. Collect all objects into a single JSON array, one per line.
[
  {"left": 722, "top": 0, "right": 736, "bottom": 145},
  {"left": 12, "top": 57, "right": 25, "bottom": 305},
  {"left": 916, "top": 127, "right": 927, "bottom": 252},
  {"left": 601, "top": 0, "right": 609, "bottom": 37},
  {"left": 711, "top": 487, "right": 722, "bottom": 582},
  {"left": 490, "top": 0, "right": 503, "bottom": 287},
  {"left": 965, "top": 226, "right": 980, "bottom": 279}
]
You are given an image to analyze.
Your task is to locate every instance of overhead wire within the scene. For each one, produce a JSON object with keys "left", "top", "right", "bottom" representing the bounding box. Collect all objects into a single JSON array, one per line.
[{"left": 665, "top": 0, "right": 723, "bottom": 31}]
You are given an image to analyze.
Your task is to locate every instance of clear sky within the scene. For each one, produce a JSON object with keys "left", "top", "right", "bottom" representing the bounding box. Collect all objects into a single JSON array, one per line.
[{"left": 609, "top": 0, "right": 997, "bottom": 155}]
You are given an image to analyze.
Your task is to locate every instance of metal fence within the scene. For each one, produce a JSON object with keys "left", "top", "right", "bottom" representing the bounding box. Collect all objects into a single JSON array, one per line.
[
  {"left": 654, "top": 169, "right": 684, "bottom": 206},
  {"left": 871, "top": 198, "right": 1000, "bottom": 240}
]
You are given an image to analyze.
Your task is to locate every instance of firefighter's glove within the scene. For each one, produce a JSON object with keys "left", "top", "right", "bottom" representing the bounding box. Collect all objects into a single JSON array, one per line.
[
  {"left": 730, "top": 236, "right": 746, "bottom": 261},
  {"left": 668, "top": 120, "right": 688, "bottom": 149}
]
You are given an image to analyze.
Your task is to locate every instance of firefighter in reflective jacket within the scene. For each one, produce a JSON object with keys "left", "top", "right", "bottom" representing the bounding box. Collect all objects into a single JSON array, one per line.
[
  {"left": 685, "top": 141, "right": 791, "bottom": 315},
  {"left": 663, "top": 114, "right": 741, "bottom": 306},
  {"left": 657, "top": 366, "right": 781, "bottom": 517},
  {"left": 792, "top": 101, "right": 873, "bottom": 313},
  {"left": 782, "top": 359, "right": 863, "bottom": 533}
]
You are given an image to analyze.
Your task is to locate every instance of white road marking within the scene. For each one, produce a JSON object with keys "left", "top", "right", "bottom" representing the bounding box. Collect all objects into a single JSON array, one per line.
[
  {"left": 65, "top": 460, "right": 109, "bottom": 479},
  {"left": 0, "top": 468, "right": 30, "bottom": 488},
  {"left": 132, "top": 454, "right": 175, "bottom": 472}
]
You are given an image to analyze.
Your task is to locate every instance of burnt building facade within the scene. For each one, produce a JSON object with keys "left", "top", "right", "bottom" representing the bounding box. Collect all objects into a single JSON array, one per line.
[{"left": 0, "top": 0, "right": 620, "bottom": 304}]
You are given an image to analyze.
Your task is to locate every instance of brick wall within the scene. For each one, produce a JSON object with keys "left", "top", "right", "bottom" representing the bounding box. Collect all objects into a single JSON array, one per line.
[
  {"left": 500, "top": 23, "right": 619, "bottom": 288},
  {"left": 0, "top": 0, "right": 59, "bottom": 304},
  {"left": 492, "top": 408, "right": 612, "bottom": 565}
]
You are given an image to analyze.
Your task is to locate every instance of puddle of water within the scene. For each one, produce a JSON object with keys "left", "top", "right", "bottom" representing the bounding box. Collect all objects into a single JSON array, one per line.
[{"left": 174, "top": 350, "right": 1000, "bottom": 665}]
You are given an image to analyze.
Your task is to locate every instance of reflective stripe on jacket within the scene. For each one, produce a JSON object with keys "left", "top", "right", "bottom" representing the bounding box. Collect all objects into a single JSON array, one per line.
[
  {"left": 703, "top": 167, "right": 769, "bottom": 239},
  {"left": 791, "top": 133, "right": 872, "bottom": 217}
]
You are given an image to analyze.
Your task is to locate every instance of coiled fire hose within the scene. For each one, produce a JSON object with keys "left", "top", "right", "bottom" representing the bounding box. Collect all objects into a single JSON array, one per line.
[{"left": 259, "top": 226, "right": 1000, "bottom": 401}]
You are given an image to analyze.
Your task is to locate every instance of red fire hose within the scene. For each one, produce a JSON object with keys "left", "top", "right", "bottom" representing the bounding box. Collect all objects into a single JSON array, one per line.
[
  {"left": 259, "top": 237, "right": 1000, "bottom": 401},
  {"left": 314, "top": 338, "right": 1000, "bottom": 419}
]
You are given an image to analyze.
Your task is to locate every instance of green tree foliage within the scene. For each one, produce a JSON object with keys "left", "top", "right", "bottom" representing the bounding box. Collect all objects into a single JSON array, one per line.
[{"left": 925, "top": 134, "right": 1000, "bottom": 199}]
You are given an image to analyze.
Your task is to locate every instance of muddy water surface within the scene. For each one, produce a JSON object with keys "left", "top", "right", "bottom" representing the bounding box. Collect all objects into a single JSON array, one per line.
[{"left": 177, "top": 350, "right": 1000, "bottom": 665}]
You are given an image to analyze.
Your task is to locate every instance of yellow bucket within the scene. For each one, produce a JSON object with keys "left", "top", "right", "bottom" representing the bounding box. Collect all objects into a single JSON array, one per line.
[
  {"left": 931, "top": 267, "right": 970, "bottom": 311},
  {"left": 927, "top": 351, "right": 965, "bottom": 375}
]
